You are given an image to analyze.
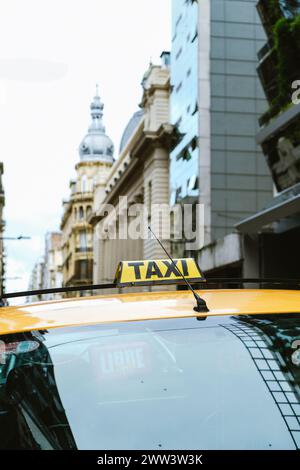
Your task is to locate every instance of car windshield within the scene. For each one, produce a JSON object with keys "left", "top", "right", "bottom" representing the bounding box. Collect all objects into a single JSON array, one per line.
[{"left": 0, "top": 314, "right": 300, "bottom": 450}]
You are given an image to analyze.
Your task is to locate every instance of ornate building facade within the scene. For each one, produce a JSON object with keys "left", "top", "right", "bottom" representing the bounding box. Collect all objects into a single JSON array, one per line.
[
  {"left": 89, "top": 54, "right": 176, "bottom": 286},
  {"left": 60, "top": 90, "right": 114, "bottom": 293},
  {"left": 27, "top": 258, "right": 45, "bottom": 303},
  {"left": 42, "top": 232, "right": 63, "bottom": 300},
  {"left": 28, "top": 232, "right": 62, "bottom": 302}
]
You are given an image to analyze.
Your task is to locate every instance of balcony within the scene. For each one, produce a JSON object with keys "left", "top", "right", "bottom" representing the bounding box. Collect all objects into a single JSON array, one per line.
[
  {"left": 257, "top": 47, "right": 278, "bottom": 105},
  {"left": 75, "top": 246, "right": 93, "bottom": 253},
  {"left": 257, "top": 102, "right": 300, "bottom": 145},
  {"left": 257, "top": 104, "right": 300, "bottom": 191},
  {"left": 257, "top": 39, "right": 274, "bottom": 62},
  {"left": 71, "top": 191, "right": 93, "bottom": 203}
]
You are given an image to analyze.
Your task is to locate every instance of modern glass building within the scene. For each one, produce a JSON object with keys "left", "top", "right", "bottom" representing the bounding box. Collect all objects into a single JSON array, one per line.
[
  {"left": 236, "top": 1, "right": 300, "bottom": 281},
  {"left": 170, "top": 0, "right": 199, "bottom": 206},
  {"left": 170, "top": 0, "right": 274, "bottom": 277}
]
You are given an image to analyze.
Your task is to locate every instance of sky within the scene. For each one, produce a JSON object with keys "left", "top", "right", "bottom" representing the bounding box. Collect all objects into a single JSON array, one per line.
[{"left": 0, "top": 0, "right": 171, "bottom": 299}]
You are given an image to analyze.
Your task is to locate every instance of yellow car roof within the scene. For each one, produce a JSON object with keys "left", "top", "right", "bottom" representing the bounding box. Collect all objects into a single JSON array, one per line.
[{"left": 0, "top": 289, "right": 300, "bottom": 335}]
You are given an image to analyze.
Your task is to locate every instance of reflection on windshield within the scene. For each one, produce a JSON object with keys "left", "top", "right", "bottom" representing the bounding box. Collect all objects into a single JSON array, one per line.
[
  {"left": 227, "top": 314, "right": 300, "bottom": 449},
  {"left": 0, "top": 330, "right": 76, "bottom": 449},
  {"left": 0, "top": 315, "right": 299, "bottom": 450}
]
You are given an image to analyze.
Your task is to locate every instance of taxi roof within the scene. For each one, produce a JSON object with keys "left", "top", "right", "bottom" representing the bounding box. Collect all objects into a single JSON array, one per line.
[{"left": 0, "top": 288, "right": 300, "bottom": 335}]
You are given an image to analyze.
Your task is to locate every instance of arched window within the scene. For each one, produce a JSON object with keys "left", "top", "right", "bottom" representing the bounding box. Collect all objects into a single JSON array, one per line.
[
  {"left": 79, "top": 230, "right": 87, "bottom": 250},
  {"left": 86, "top": 205, "right": 92, "bottom": 218},
  {"left": 74, "top": 207, "right": 77, "bottom": 220},
  {"left": 79, "top": 206, "right": 84, "bottom": 220},
  {"left": 93, "top": 175, "right": 98, "bottom": 189}
]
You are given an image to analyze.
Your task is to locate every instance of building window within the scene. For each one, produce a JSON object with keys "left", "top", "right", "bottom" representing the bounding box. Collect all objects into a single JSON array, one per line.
[
  {"left": 175, "top": 117, "right": 182, "bottom": 128},
  {"left": 191, "top": 136, "right": 198, "bottom": 151},
  {"left": 175, "top": 186, "right": 182, "bottom": 203},
  {"left": 176, "top": 82, "right": 182, "bottom": 93},
  {"left": 79, "top": 260, "right": 88, "bottom": 279},
  {"left": 182, "top": 148, "right": 192, "bottom": 161},
  {"left": 175, "top": 47, "right": 182, "bottom": 60},
  {"left": 175, "top": 13, "right": 182, "bottom": 27},
  {"left": 79, "top": 206, "right": 84, "bottom": 220},
  {"left": 86, "top": 205, "right": 92, "bottom": 218},
  {"left": 188, "top": 174, "right": 198, "bottom": 192},
  {"left": 81, "top": 175, "right": 87, "bottom": 192},
  {"left": 192, "top": 101, "right": 198, "bottom": 115},
  {"left": 70, "top": 181, "right": 76, "bottom": 194},
  {"left": 79, "top": 231, "right": 87, "bottom": 250},
  {"left": 170, "top": 189, "right": 176, "bottom": 207},
  {"left": 191, "top": 28, "right": 198, "bottom": 43}
]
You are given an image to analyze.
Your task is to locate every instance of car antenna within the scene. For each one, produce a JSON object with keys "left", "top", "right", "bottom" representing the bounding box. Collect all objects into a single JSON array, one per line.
[{"left": 148, "top": 226, "right": 209, "bottom": 314}]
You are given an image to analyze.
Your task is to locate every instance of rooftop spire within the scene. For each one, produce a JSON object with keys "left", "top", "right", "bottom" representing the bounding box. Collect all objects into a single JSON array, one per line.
[
  {"left": 79, "top": 87, "right": 114, "bottom": 162},
  {"left": 89, "top": 85, "right": 105, "bottom": 132}
]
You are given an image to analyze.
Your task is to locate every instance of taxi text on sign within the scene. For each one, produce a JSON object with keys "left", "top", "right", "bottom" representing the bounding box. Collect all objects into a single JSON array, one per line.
[{"left": 115, "top": 258, "right": 205, "bottom": 286}]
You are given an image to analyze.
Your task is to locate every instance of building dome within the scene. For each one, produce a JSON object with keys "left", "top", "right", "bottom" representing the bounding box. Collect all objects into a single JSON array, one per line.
[
  {"left": 79, "top": 88, "right": 114, "bottom": 163},
  {"left": 119, "top": 110, "right": 144, "bottom": 153}
]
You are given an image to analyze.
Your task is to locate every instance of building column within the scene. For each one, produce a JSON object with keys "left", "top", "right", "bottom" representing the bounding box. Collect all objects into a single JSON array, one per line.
[{"left": 143, "top": 147, "right": 170, "bottom": 259}]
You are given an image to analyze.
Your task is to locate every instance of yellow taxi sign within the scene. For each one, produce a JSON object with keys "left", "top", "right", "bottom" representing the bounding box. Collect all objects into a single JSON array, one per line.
[{"left": 115, "top": 258, "right": 205, "bottom": 287}]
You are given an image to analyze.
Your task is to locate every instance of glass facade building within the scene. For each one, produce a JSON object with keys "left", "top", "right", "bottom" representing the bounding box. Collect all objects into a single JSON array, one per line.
[
  {"left": 171, "top": 0, "right": 272, "bottom": 244},
  {"left": 170, "top": 0, "right": 199, "bottom": 205}
]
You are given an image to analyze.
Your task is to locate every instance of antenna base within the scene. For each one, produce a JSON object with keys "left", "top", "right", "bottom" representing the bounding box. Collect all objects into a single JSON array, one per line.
[
  {"left": 194, "top": 299, "right": 209, "bottom": 321},
  {"left": 193, "top": 298, "right": 209, "bottom": 314}
]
